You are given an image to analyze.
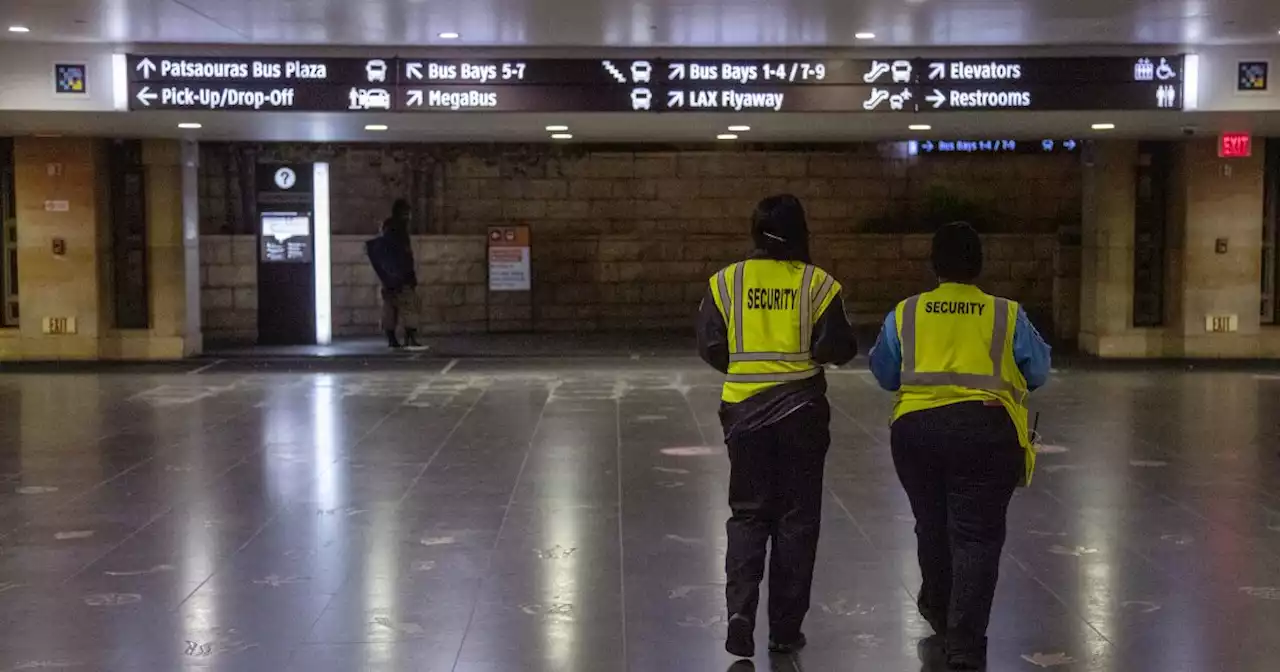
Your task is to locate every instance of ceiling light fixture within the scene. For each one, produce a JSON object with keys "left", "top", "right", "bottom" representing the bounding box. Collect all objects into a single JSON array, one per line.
[
  {"left": 545, "top": 124, "right": 569, "bottom": 132},
  {"left": 438, "top": 31, "right": 460, "bottom": 39},
  {"left": 1091, "top": 122, "right": 1116, "bottom": 130},
  {"left": 551, "top": 133, "right": 573, "bottom": 140},
  {"left": 908, "top": 124, "right": 932, "bottom": 131},
  {"left": 177, "top": 122, "right": 202, "bottom": 129},
  {"left": 364, "top": 124, "right": 388, "bottom": 131},
  {"left": 8, "top": 25, "right": 30, "bottom": 33},
  {"left": 717, "top": 133, "right": 739, "bottom": 140},
  {"left": 855, "top": 31, "right": 876, "bottom": 40},
  {"left": 727, "top": 125, "right": 751, "bottom": 132}
]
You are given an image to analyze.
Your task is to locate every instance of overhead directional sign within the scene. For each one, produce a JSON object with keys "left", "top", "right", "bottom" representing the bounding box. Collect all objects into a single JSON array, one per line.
[
  {"left": 125, "top": 54, "right": 1185, "bottom": 113},
  {"left": 909, "top": 138, "right": 1082, "bottom": 156}
]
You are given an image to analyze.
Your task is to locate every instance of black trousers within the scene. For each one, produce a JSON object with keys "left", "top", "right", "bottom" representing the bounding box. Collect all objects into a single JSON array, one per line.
[
  {"left": 725, "top": 399, "right": 830, "bottom": 640},
  {"left": 890, "top": 402, "right": 1023, "bottom": 658}
]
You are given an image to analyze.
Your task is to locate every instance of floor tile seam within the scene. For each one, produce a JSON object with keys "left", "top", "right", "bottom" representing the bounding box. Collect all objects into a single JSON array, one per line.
[
  {"left": 287, "top": 388, "right": 491, "bottom": 660},
  {"left": 176, "top": 399, "right": 409, "bottom": 612},
  {"left": 390, "top": 372, "right": 487, "bottom": 509},
  {"left": 448, "top": 390, "right": 552, "bottom": 672},
  {"left": 825, "top": 391, "right": 891, "bottom": 448},
  {"left": 60, "top": 452, "right": 262, "bottom": 585},
  {"left": 1002, "top": 549, "right": 1115, "bottom": 646},
  {"left": 615, "top": 398, "right": 628, "bottom": 672},
  {"left": 0, "top": 401, "right": 263, "bottom": 544}
]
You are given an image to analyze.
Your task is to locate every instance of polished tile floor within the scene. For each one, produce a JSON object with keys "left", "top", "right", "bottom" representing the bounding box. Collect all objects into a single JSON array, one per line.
[{"left": 1, "top": 359, "right": 1279, "bottom": 671}]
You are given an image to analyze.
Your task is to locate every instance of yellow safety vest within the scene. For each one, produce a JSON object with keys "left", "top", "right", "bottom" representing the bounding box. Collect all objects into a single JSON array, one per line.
[
  {"left": 892, "top": 283, "right": 1036, "bottom": 485},
  {"left": 709, "top": 259, "right": 842, "bottom": 404}
]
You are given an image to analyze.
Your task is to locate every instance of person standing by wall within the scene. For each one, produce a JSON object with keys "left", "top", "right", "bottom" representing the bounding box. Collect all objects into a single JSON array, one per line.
[
  {"left": 366, "top": 199, "right": 422, "bottom": 349},
  {"left": 869, "top": 222, "right": 1051, "bottom": 671},
  {"left": 696, "top": 194, "right": 858, "bottom": 659}
]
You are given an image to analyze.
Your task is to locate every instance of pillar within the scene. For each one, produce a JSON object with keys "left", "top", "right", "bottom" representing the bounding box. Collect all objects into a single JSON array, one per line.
[
  {"left": 1079, "top": 140, "right": 1167, "bottom": 356},
  {"left": 1078, "top": 139, "right": 1271, "bottom": 358},
  {"left": 97, "top": 140, "right": 196, "bottom": 358},
  {"left": 7, "top": 137, "right": 109, "bottom": 359},
  {"left": 1, "top": 137, "right": 202, "bottom": 360},
  {"left": 1172, "top": 139, "right": 1266, "bottom": 357}
]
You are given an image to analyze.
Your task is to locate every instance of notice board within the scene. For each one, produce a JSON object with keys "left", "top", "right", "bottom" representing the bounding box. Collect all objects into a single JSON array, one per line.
[{"left": 488, "top": 226, "right": 531, "bottom": 292}]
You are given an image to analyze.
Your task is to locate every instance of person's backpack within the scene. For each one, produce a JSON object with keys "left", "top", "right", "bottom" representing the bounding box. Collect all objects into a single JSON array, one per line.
[{"left": 366, "top": 235, "right": 410, "bottom": 290}]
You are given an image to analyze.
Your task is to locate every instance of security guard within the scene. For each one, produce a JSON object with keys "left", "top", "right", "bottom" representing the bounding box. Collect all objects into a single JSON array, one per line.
[
  {"left": 696, "top": 194, "right": 857, "bottom": 658},
  {"left": 869, "top": 222, "right": 1050, "bottom": 671}
]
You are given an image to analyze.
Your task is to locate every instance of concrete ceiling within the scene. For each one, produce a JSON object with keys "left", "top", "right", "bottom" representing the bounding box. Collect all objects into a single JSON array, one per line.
[
  {"left": 0, "top": 0, "right": 1278, "bottom": 47},
  {"left": 2, "top": 109, "right": 1277, "bottom": 143}
]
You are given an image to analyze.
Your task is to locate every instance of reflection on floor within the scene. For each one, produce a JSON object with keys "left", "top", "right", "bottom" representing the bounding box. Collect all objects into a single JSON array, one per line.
[{"left": 0, "top": 359, "right": 1278, "bottom": 671}]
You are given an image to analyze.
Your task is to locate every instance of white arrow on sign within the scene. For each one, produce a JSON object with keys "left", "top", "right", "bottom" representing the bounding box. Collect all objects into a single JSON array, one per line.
[
  {"left": 136, "top": 57, "right": 157, "bottom": 79},
  {"left": 135, "top": 86, "right": 158, "bottom": 106},
  {"left": 926, "top": 89, "right": 946, "bottom": 109},
  {"left": 407, "top": 90, "right": 424, "bottom": 106},
  {"left": 406, "top": 62, "right": 423, "bottom": 80},
  {"left": 928, "top": 62, "right": 945, "bottom": 80},
  {"left": 668, "top": 63, "right": 686, "bottom": 80},
  {"left": 667, "top": 90, "right": 685, "bottom": 108}
]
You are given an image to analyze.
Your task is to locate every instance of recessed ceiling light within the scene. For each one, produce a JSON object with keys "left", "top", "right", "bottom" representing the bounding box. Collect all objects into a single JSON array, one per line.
[
  {"left": 727, "top": 125, "right": 751, "bottom": 132},
  {"left": 364, "top": 124, "right": 388, "bottom": 131},
  {"left": 8, "top": 25, "right": 30, "bottom": 33},
  {"left": 545, "top": 125, "right": 569, "bottom": 132},
  {"left": 855, "top": 31, "right": 876, "bottom": 40},
  {"left": 717, "top": 133, "right": 739, "bottom": 140},
  {"left": 438, "top": 31, "right": 460, "bottom": 39},
  {"left": 177, "top": 122, "right": 202, "bottom": 129},
  {"left": 551, "top": 133, "right": 573, "bottom": 140},
  {"left": 908, "top": 124, "right": 932, "bottom": 131},
  {"left": 1091, "top": 122, "right": 1116, "bottom": 130}
]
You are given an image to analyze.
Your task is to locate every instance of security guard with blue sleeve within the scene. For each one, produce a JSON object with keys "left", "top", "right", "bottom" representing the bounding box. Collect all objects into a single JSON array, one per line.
[
  {"left": 697, "top": 194, "right": 858, "bottom": 659},
  {"left": 869, "top": 222, "right": 1050, "bottom": 671}
]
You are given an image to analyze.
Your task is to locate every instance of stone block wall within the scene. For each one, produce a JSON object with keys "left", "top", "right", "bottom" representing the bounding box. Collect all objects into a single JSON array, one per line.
[
  {"left": 528, "top": 232, "right": 1057, "bottom": 332},
  {"left": 196, "top": 143, "right": 1078, "bottom": 338},
  {"left": 199, "top": 235, "right": 258, "bottom": 343},
  {"left": 434, "top": 148, "right": 1079, "bottom": 239},
  {"left": 200, "top": 231, "right": 1058, "bottom": 339},
  {"left": 331, "top": 235, "right": 487, "bottom": 336}
]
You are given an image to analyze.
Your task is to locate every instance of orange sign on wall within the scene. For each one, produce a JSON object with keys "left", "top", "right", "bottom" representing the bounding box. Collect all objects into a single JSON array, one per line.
[{"left": 488, "top": 226, "right": 531, "bottom": 292}]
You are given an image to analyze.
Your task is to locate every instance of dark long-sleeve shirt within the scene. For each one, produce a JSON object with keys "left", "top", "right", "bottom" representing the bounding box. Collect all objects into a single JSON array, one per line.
[{"left": 697, "top": 282, "right": 858, "bottom": 440}]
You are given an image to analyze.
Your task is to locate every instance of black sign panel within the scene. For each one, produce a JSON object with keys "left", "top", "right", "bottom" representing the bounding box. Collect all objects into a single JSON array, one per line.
[
  {"left": 129, "top": 55, "right": 374, "bottom": 84},
  {"left": 910, "top": 138, "right": 1082, "bottom": 156},
  {"left": 400, "top": 85, "right": 643, "bottom": 112},
  {"left": 126, "top": 54, "right": 1185, "bottom": 113},
  {"left": 399, "top": 59, "right": 651, "bottom": 86},
  {"left": 662, "top": 60, "right": 879, "bottom": 85}
]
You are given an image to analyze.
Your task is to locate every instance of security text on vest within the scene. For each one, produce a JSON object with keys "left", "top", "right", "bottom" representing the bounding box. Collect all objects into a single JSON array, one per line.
[
  {"left": 747, "top": 288, "right": 799, "bottom": 311},
  {"left": 924, "top": 301, "right": 986, "bottom": 315}
]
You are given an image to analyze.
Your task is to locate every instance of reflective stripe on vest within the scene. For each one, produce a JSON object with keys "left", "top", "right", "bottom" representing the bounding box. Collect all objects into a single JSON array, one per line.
[
  {"left": 899, "top": 294, "right": 1012, "bottom": 392},
  {"left": 714, "top": 262, "right": 839, "bottom": 392},
  {"left": 717, "top": 265, "right": 736, "bottom": 352},
  {"left": 724, "top": 263, "right": 823, "bottom": 365},
  {"left": 724, "top": 368, "right": 822, "bottom": 383},
  {"left": 728, "top": 351, "right": 814, "bottom": 363}
]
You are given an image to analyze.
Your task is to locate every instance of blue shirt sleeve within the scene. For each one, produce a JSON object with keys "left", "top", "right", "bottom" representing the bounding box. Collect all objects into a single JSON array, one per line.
[
  {"left": 1013, "top": 308, "right": 1052, "bottom": 391},
  {"left": 868, "top": 311, "right": 902, "bottom": 391}
]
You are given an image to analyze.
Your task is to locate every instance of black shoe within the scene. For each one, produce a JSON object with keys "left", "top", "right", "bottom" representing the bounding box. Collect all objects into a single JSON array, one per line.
[
  {"left": 767, "top": 633, "right": 807, "bottom": 654},
  {"left": 386, "top": 330, "right": 403, "bottom": 349},
  {"left": 918, "top": 634, "right": 947, "bottom": 664},
  {"left": 404, "top": 329, "right": 423, "bottom": 348},
  {"left": 726, "top": 614, "right": 755, "bottom": 658}
]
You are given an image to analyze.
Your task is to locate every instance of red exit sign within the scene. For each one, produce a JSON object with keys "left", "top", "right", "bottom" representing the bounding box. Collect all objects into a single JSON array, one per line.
[{"left": 1219, "top": 132, "right": 1252, "bottom": 158}]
